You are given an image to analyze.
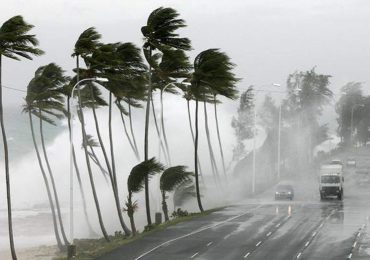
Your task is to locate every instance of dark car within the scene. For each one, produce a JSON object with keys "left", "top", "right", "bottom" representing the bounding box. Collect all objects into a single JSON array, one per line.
[{"left": 275, "top": 184, "right": 294, "bottom": 200}]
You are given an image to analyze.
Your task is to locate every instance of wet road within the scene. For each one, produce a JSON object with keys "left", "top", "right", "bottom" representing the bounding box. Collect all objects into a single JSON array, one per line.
[{"left": 99, "top": 152, "right": 370, "bottom": 260}]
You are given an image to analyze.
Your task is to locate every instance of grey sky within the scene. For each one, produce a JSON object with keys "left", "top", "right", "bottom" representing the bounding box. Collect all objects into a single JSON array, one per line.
[{"left": 2, "top": 0, "right": 370, "bottom": 108}]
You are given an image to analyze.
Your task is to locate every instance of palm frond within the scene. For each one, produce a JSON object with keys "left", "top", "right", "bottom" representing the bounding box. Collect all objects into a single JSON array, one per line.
[
  {"left": 160, "top": 165, "right": 193, "bottom": 192},
  {"left": 128, "top": 157, "right": 164, "bottom": 193}
]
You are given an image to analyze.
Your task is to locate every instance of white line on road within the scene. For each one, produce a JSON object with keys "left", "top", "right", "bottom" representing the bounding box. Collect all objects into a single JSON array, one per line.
[
  {"left": 305, "top": 241, "right": 310, "bottom": 247},
  {"left": 243, "top": 252, "right": 250, "bottom": 258},
  {"left": 297, "top": 252, "right": 302, "bottom": 258},
  {"left": 224, "top": 234, "right": 231, "bottom": 240},
  {"left": 352, "top": 241, "right": 357, "bottom": 248},
  {"left": 266, "top": 231, "right": 272, "bottom": 237},
  {"left": 312, "top": 231, "right": 317, "bottom": 237},
  {"left": 206, "top": 242, "right": 213, "bottom": 247},
  {"left": 275, "top": 223, "right": 281, "bottom": 228},
  {"left": 134, "top": 205, "right": 263, "bottom": 260},
  {"left": 319, "top": 223, "right": 323, "bottom": 228},
  {"left": 190, "top": 252, "right": 199, "bottom": 258},
  {"left": 348, "top": 253, "right": 352, "bottom": 259},
  {"left": 256, "top": 241, "right": 262, "bottom": 247}
]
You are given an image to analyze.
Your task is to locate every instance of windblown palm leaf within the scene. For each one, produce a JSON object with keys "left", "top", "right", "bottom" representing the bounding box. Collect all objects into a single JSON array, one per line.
[
  {"left": 0, "top": 15, "right": 44, "bottom": 59},
  {"left": 128, "top": 158, "right": 163, "bottom": 193},
  {"left": 141, "top": 7, "right": 191, "bottom": 54},
  {"left": 72, "top": 27, "right": 101, "bottom": 59},
  {"left": 160, "top": 166, "right": 193, "bottom": 192}
]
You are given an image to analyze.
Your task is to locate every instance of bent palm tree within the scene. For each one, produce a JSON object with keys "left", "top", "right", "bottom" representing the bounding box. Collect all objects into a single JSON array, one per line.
[
  {"left": 72, "top": 28, "right": 110, "bottom": 240},
  {"left": 126, "top": 158, "right": 163, "bottom": 235},
  {"left": 31, "top": 64, "right": 70, "bottom": 245},
  {"left": 160, "top": 166, "right": 193, "bottom": 221},
  {"left": 0, "top": 15, "right": 44, "bottom": 259},
  {"left": 190, "top": 49, "right": 238, "bottom": 211},
  {"left": 141, "top": 7, "right": 191, "bottom": 225},
  {"left": 173, "top": 179, "right": 195, "bottom": 210},
  {"left": 23, "top": 73, "right": 65, "bottom": 251}
]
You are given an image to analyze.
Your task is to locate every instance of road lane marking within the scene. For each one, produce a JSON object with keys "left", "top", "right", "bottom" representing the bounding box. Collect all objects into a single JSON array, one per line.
[
  {"left": 266, "top": 231, "right": 272, "bottom": 237},
  {"left": 305, "top": 241, "right": 310, "bottom": 247},
  {"left": 190, "top": 252, "right": 199, "bottom": 258},
  {"left": 243, "top": 252, "right": 250, "bottom": 258},
  {"left": 134, "top": 205, "right": 263, "bottom": 260},
  {"left": 206, "top": 242, "right": 213, "bottom": 247},
  {"left": 256, "top": 241, "right": 262, "bottom": 247},
  {"left": 275, "top": 223, "right": 281, "bottom": 228},
  {"left": 348, "top": 253, "right": 352, "bottom": 259},
  {"left": 312, "top": 231, "right": 317, "bottom": 237},
  {"left": 297, "top": 252, "right": 302, "bottom": 258},
  {"left": 352, "top": 242, "right": 357, "bottom": 248},
  {"left": 223, "top": 234, "right": 231, "bottom": 240}
]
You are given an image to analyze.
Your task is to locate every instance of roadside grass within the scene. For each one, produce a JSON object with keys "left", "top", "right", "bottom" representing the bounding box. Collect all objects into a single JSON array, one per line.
[{"left": 54, "top": 207, "right": 222, "bottom": 259}]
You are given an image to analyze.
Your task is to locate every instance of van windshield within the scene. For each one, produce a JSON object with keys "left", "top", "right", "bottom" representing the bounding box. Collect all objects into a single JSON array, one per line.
[{"left": 321, "top": 175, "right": 340, "bottom": 183}]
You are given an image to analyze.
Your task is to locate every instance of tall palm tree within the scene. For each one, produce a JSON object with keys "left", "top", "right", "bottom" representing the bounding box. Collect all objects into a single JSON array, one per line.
[
  {"left": 160, "top": 166, "right": 193, "bottom": 221},
  {"left": 210, "top": 65, "right": 238, "bottom": 179},
  {"left": 23, "top": 73, "right": 65, "bottom": 251},
  {"left": 152, "top": 49, "right": 192, "bottom": 165},
  {"left": 126, "top": 158, "right": 163, "bottom": 235},
  {"left": 141, "top": 6, "right": 191, "bottom": 225},
  {"left": 0, "top": 15, "right": 44, "bottom": 259},
  {"left": 30, "top": 64, "right": 70, "bottom": 246},
  {"left": 190, "top": 49, "right": 238, "bottom": 211},
  {"left": 72, "top": 28, "right": 110, "bottom": 240},
  {"left": 173, "top": 179, "right": 195, "bottom": 210},
  {"left": 61, "top": 82, "right": 97, "bottom": 235}
]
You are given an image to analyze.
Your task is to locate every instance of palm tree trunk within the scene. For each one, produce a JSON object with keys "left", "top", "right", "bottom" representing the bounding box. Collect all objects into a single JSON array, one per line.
[
  {"left": 203, "top": 100, "right": 220, "bottom": 183},
  {"left": 144, "top": 47, "right": 153, "bottom": 226},
  {"left": 151, "top": 95, "right": 169, "bottom": 164},
  {"left": 128, "top": 102, "right": 140, "bottom": 160},
  {"left": 194, "top": 98, "right": 204, "bottom": 212},
  {"left": 108, "top": 92, "right": 131, "bottom": 235},
  {"left": 28, "top": 111, "right": 64, "bottom": 250},
  {"left": 88, "top": 144, "right": 109, "bottom": 183},
  {"left": 213, "top": 95, "right": 227, "bottom": 178},
  {"left": 160, "top": 90, "right": 171, "bottom": 165},
  {"left": 0, "top": 55, "right": 17, "bottom": 260},
  {"left": 186, "top": 99, "right": 204, "bottom": 183},
  {"left": 67, "top": 97, "right": 95, "bottom": 235},
  {"left": 118, "top": 102, "right": 139, "bottom": 161},
  {"left": 76, "top": 56, "right": 110, "bottom": 241},
  {"left": 127, "top": 192, "right": 136, "bottom": 235},
  {"left": 161, "top": 191, "right": 169, "bottom": 222},
  {"left": 39, "top": 109, "right": 69, "bottom": 245}
]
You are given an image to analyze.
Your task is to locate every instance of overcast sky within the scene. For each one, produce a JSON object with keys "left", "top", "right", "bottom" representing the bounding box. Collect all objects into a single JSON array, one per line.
[{"left": 2, "top": 0, "right": 370, "bottom": 107}]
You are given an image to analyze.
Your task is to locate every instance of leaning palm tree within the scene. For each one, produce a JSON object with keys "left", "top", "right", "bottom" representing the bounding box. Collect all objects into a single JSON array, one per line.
[
  {"left": 190, "top": 49, "right": 238, "bottom": 211},
  {"left": 126, "top": 158, "right": 163, "bottom": 235},
  {"left": 72, "top": 28, "right": 110, "bottom": 240},
  {"left": 30, "top": 64, "right": 70, "bottom": 246},
  {"left": 160, "top": 166, "right": 193, "bottom": 221},
  {"left": 0, "top": 15, "right": 44, "bottom": 259},
  {"left": 152, "top": 49, "right": 192, "bottom": 165},
  {"left": 23, "top": 73, "right": 65, "bottom": 251},
  {"left": 141, "top": 6, "right": 191, "bottom": 225}
]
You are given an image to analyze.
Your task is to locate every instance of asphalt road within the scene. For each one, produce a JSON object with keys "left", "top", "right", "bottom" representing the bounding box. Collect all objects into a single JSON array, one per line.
[{"left": 98, "top": 150, "right": 370, "bottom": 260}]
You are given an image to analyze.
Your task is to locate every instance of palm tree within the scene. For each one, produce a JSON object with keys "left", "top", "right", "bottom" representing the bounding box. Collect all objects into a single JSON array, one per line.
[
  {"left": 160, "top": 166, "right": 193, "bottom": 221},
  {"left": 152, "top": 49, "right": 192, "bottom": 165},
  {"left": 141, "top": 6, "right": 191, "bottom": 225},
  {"left": 30, "top": 64, "right": 70, "bottom": 246},
  {"left": 23, "top": 72, "right": 65, "bottom": 251},
  {"left": 0, "top": 15, "right": 44, "bottom": 259},
  {"left": 61, "top": 82, "right": 97, "bottom": 235},
  {"left": 126, "top": 158, "right": 163, "bottom": 235},
  {"left": 72, "top": 28, "right": 110, "bottom": 240},
  {"left": 190, "top": 49, "right": 238, "bottom": 211}
]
